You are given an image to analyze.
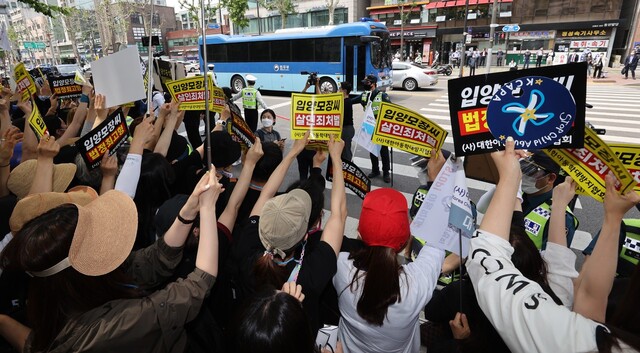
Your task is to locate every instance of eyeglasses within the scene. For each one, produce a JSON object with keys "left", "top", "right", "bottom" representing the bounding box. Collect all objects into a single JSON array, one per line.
[{"left": 519, "top": 157, "right": 549, "bottom": 179}]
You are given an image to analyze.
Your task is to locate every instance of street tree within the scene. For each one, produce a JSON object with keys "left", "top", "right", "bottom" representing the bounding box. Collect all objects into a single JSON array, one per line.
[
  {"left": 260, "top": 0, "right": 297, "bottom": 29},
  {"left": 16, "top": 0, "right": 70, "bottom": 17},
  {"left": 219, "top": 0, "right": 250, "bottom": 29},
  {"left": 325, "top": 0, "right": 340, "bottom": 25},
  {"left": 178, "top": 0, "right": 217, "bottom": 29}
]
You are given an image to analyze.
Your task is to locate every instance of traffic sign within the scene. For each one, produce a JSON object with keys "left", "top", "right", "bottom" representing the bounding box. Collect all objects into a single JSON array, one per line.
[
  {"left": 23, "top": 41, "right": 46, "bottom": 49},
  {"left": 207, "top": 23, "right": 220, "bottom": 29},
  {"left": 502, "top": 24, "right": 520, "bottom": 33}
]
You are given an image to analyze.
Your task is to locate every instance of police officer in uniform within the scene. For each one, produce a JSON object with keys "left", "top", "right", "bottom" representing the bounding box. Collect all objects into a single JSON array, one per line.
[
  {"left": 520, "top": 152, "right": 579, "bottom": 250},
  {"left": 232, "top": 74, "right": 268, "bottom": 132},
  {"left": 357, "top": 74, "right": 391, "bottom": 183}
]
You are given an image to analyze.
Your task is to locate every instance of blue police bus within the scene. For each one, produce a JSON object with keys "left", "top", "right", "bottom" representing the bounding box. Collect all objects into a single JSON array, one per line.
[{"left": 199, "top": 20, "right": 393, "bottom": 93}]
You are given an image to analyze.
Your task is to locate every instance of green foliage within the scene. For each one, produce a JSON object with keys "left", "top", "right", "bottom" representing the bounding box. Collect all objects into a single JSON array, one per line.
[
  {"left": 260, "top": 0, "right": 297, "bottom": 29},
  {"left": 179, "top": 0, "right": 217, "bottom": 29},
  {"left": 220, "top": 0, "right": 250, "bottom": 29},
  {"left": 17, "top": 0, "right": 71, "bottom": 17}
]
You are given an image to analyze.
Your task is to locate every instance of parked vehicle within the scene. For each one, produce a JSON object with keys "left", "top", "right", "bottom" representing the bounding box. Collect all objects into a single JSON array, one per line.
[
  {"left": 55, "top": 64, "right": 83, "bottom": 75},
  {"left": 391, "top": 61, "right": 438, "bottom": 91},
  {"left": 431, "top": 63, "right": 453, "bottom": 76},
  {"left": 181, "top": 61, "right": 200, "bottom": 73}
]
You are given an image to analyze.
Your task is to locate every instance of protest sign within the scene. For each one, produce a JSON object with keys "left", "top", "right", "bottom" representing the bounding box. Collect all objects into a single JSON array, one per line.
[
  {"left": 306, "top": 140, "right": 328, "bottom": 151},
  {"left": 609, "top": 143, "right": 640, "bottom": 192},
  {"left": 228, "top": 109, "right": 256, "bottom": 149},
  {"left": 486, "top": 76, "right": 576, "bottom": 149},
  {"left": 74, "top": 70, "right": 86, "bottom": 85},
  {"left": 28, "top": 102, "right": 48, "bottom": 139},
  {"left": 543, "top": 127, "right": 635, "bottom": 202},
  {"left": 92, "top": 46, "right": 146, "bottom": 108},
  {"left": 326, "top": 158, "right": 371, "bottom": 199},
  {"left": 448, "top": 62, "right": 587, "bottom": 156},
  {"left": 166, "top": 76, "right": 224, "bottom": 112},
  {"left": 290, "top": 93, "right": 343, "bottom": 140},
  {"left": 48, "top": 74, "right": 82, "bottom": 99},
  {"left": 463, "top": 153, "right": 499, "bottom": 184},
  {"left": 157, "top": 58, "right": 174, "bottom": 90},
  {"left": 372, "top": 102, "right": 447, "bottom": 157},
  {"left": 355, "top": 105, "right": 381, "bottom": 157},
  {"left": 76, "top": 109, "right": 129, "bottom": 169},
  {"left": 13, "top": 63, "right": 36, "bottom": 101},
  {"left": 410, "top": 158, "right": 473, "bottom": 256}
]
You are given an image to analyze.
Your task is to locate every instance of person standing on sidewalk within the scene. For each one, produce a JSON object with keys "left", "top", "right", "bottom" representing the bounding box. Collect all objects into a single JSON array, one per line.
[
  {"left": 358, "top": 74, "right": 391, "bottom": 183},
  {"left": 497, "top": 49, "right": 504, "bottom": 66},
  {"left": 469, "top": 51, "right": 478, "bottom": 76},
  {"left": 523, "top": 50, "right": 532, "bottom": 69},
  {"left": 623, "top": 50, "right": 638, "bottom": 80},
  {"left": 593, "top": 53, "right": 604, "bottom": 79},
  {"left": 233, "top": 74, "right": 269, "bottom": 132},
  {"left": 536, "top": 47, "right": 544, "bottom": 68}
]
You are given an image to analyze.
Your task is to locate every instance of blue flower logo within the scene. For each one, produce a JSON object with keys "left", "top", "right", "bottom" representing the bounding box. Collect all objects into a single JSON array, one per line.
[{"left": 501, "top": 89, "right": 554, "bottom": 136}]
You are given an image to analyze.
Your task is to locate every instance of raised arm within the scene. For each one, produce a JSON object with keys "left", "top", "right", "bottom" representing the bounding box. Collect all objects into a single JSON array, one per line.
[
  {"left": 115, "top": 116, "right": 154, "bottom": 198},
  {"left": 321, "top": 135, "right": 347, "bottom": 255},
  {"left": 548, "top": 177, "right": 576, "bottom": 247},
  {"left": 573, "top": 174, "right": 640, "bottom": 322},
  {"left": 153, "top": 101, "right": 179, "bottom": 157},
  {"left": 0, "top": 127, "right": 23, "bottom": 197},
  {"left": 27, "top": 134, "right": 61, "bottom": 196},
  {"left": 57, "top": 83, "right": 92, "bottom": 146},
  {"left": 17, "top": 97, "right": 38, "bottom": 161},
  {"left": 250, "top": 130, "right": 310, "bottom": 216},
  {"left": 218, "top": 138, "right": 264, "bottom": 232},
  {"left": 99, "top": 149, "right": 118, "bottom": 195},
  {"left": 196, "top": 166, "right": 224, "bottom": 276}
]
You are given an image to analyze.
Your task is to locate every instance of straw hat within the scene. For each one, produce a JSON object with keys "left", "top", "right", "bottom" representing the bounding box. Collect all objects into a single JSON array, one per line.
[
  {"left": 28, "top": 190, "right": 138, "bottom": 277},
  {"left": 9, "top": 186, "right": 99, "bottom": 233},
  {"left": 7, "top": 160, "right": 76, "bottom": 200}
]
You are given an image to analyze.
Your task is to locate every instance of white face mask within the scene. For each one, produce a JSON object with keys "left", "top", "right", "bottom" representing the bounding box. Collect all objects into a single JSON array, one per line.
[
  {"left": 261, "top": 119, "right": 273, "bottom": 128},
  {"left": 521, "top": 175, "right": 544, "bottom": 194}
]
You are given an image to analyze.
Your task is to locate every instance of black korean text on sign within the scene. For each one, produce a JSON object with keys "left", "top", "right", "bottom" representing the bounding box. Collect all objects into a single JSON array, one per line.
[
  {"left": 325, "top": 158, "right": 371, "bottom": 200},
  {"left": 76, "top": 109, "right": 129, "bottom": 170}
]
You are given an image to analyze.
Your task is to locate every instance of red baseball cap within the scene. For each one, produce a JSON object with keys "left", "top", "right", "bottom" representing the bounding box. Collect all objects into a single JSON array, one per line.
[{"left": 358, "top": 188, "right": 410, "bottom": 252}]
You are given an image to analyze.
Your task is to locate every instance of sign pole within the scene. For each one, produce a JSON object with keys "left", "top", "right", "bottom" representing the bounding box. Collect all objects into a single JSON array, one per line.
[
  {"left": 201, "top": 0, "right": 212, "bottom": 168},
  {"left": 486, "top": 0, "right": 499, "bottom": 73},
  {"left": 146, "top": 0, "right": 155, "bottom": 117},
  {"left": 458, "top": 0, "right": 470, "bottom": 78}
]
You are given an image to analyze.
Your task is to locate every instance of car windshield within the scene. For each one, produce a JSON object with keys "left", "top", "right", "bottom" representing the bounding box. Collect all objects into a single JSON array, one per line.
[{"left": 57, "top": 65, "right": 80, "bottom": 75}]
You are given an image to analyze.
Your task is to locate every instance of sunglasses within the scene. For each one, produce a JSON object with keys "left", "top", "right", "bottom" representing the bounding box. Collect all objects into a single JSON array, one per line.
[{"left": 519, "top": 157, "right": 550, "bottom": 179}]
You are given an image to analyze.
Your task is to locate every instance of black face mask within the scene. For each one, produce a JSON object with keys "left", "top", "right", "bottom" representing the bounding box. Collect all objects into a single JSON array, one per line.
[{"left": 363, "top": 83, "right": 373, "bottom": 91}]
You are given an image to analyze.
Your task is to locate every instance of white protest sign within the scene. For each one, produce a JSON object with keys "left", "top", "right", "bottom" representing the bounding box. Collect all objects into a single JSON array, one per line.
[
  {"left": 410, "top": 158, "right": 471, "bottom": 257},
  {"left": 355, "top": 104, "right": 381, "bottom": 157},
  {"left": 92, "top": 46, "right": 146, "bottom": 108}
]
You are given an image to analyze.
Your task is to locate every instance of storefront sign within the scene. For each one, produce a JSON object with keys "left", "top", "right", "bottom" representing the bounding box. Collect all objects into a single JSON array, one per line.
[
  {"left": 569, "top": 40, "right": 609, "bottom": 49},
  {"left": 508, "top": 31, "right": 556, "bottom": 40},
  {"left": 558, "top": 29, "right": 609, "bottom": 38}
]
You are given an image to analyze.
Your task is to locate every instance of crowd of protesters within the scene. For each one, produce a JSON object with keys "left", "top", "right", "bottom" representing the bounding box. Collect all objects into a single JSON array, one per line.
[{"left": 0, "top": 65, "right": 638, "bottom": 353}]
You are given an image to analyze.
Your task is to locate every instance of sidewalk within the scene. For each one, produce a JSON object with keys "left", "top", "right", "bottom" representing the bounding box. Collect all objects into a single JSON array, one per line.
[{"left": 441, "top": 65, "right": 640, "bottom": 87}]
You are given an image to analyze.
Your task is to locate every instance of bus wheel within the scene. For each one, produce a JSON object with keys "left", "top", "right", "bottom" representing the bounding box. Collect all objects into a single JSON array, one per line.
[
  {"left": 319, "top": 77, "right": 337, "bottom": 93},
  {"left": 231, "top": 75, "right": 245, "bottom": 93}
]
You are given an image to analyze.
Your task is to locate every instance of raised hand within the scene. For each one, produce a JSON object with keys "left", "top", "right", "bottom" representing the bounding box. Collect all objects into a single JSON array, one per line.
[
  {"left": 0, "top": 126, "right": 23, "bottom": 165},
  {"left": 100, "top": 149, "right": 118, "bottom": 178},
  {"left": 281, "top": 281, "right": 305, "bottom": 303},
  {"left": 291, "top": 130, "right": 310, "bottom": 155},
  {"left": 245, "top": 137, "right": 264, "bottom": 165},
  {"left": 199, "top": 165, "right": 224, "bottom": 211},
  {"left": 603, "top": 173, "right": 640, "bottom": 220},
  {"left": 36, "top": 133, "right": 60, "bottom": 159},
  {"left": 327, "top": 134, "right": 344, "bottom": 160},
  {"left": 552, "top": 176, "right": 576, "bottom": 207},
  {"left": 490, "top": 137, "right": 528, "bottom": 183},
  {"left": 95, "top": 94, "right": 108, "bottom": 121},
  {"left": 427, "top": 149, "right": 446, "bottom": 182}
]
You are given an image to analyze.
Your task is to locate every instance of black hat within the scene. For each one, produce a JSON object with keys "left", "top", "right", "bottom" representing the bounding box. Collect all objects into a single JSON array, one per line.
[
  {"left": 208, "top": 131, "right": 241, "bottom": 168},
  {"left": 530, "top": 151, "right": 561, "bottom": 175},
  {"left": 361, "top": 74, "right": 377, "bottom": 84}
]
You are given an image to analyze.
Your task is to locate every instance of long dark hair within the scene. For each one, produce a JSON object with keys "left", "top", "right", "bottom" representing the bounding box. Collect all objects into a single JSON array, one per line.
[
  {"left": 134, "top": 152, "right": 175, "bottom": 248},
  {"left": 0, "top": 205, "right": 139, "bottom": 351},
  {"left": 230, "top": 287, "right": 317, "bottom": 353},
  {"left": 347, "top": 246, "right": 404, "bottom": 326}
]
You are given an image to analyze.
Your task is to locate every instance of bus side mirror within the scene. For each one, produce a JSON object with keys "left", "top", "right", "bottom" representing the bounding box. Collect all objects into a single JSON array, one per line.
[{"left": 360, "top": 36, "right": 380, "bottom": 43}]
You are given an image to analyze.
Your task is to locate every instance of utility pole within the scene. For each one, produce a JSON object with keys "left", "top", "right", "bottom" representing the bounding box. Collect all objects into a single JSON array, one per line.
[
  {"left": 486, "top": 0, "right": 498, "bottom": 73},
  {"left": 400, "top": 1, "right": 404, "bottom": 61},
  {"left": 256, "top": 0, "right": 261, "bottom": 35},
  {"left": 458, "top": 0, "right": 469, "bottom": 77}
]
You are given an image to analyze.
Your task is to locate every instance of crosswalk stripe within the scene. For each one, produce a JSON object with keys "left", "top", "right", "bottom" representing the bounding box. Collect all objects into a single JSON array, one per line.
[{"left": 585, "top": 117, "right": 640, "bottom": 126}]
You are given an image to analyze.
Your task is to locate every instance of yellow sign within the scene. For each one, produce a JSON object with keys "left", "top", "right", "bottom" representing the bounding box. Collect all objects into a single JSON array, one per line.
[
  {"left": 609, "top": 143, "right": 640, "bottom": 192},
  {"left": 372, "top": 102, "right": 448, "bottom": 157},
  {"left": 28, "top": 102, "right": 48, "bottom": 139},
  {"left": 74, "top": 70, "right": 86, "bottom": 85},
  {"left": 290, "top": 93, "right": 343, "bottom": 140},
  {"left": 543, "top": 128, "right": 636, "bottom": 202},
  {"left": 13, "top": 63, "right": 36, "bottom": 101},
  {"left": 166, "top": 76, "right": 224, "bottom": 112}
]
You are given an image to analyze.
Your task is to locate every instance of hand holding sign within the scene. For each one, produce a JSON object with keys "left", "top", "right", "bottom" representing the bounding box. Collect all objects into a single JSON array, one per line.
[
  {"left": 490, "top": 137, "right": 528, "bottom": 183},
  {"left": 131, "top": 116, "right": 155, "bottom": 154},
  {"left": 553, "top": 177, "right": 577, "bottom": 206},
  {"left": 0, "top": 126, "right": 23, "bottom": 164},
  {"left": 603, "top": 173, "right": 640, "bottom": 219},
  {"left": 100, "top": 149, "right": 118, "bottom": 178},
  {"left": 313, "top": 149, "right": 327, "bottom": 167},
  {"left": 291, "top": 130, "right": 310, "bottom": 155},
  {"left": 427, "top": 149, "right": 446, "bottom": 182},
  {"left": 16, "top": 95, "right": 32, "bottom": 115},
  {"left": 95, "top": 94, "right": 109, "bottom": 122}
]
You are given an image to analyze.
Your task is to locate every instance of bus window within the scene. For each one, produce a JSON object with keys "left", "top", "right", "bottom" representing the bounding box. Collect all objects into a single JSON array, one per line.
[
  {"left": 249, "top": 41, "right": 270, "bottom": 62},
  {"left": 272, "top": 40, "right": 291, "bottom": 61},
  {"left": 228, "top": 43, "right": 249, "bottom": 62},
  {"left": 292, "top": 39, "right": 314, "bottom": 62},
  {"left": 316, "top": 38, "right": 341, "bottom": 62}
]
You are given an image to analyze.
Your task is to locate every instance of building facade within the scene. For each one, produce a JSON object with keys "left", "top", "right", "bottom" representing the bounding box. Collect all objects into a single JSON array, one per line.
[
  {"left": 368, "top": 0, "right": 635, "bottom": 67},
  {"left": 126, "top": 4, "right": 177, "bottom": 56},
  {"left": 166, "top": 27, "right": 226, "bottom": 60}
]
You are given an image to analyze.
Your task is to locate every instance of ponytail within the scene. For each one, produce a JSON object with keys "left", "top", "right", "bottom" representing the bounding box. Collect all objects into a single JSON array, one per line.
[
  {"left": 348, "top": 246, "right": 403, "bottom": 326},
  {"left": 254, "top": 254, "right": 288, "bottom": 290}
]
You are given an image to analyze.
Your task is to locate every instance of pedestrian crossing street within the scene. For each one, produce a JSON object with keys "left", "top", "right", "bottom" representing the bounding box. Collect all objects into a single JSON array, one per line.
[{"left": 323, "top": 84, "right": 640, "bottom": 239}]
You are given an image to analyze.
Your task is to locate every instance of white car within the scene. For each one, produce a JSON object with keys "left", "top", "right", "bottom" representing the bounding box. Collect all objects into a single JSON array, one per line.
[
  {"left": 391, "top": 62, "right": 438, "bottom": 91},
  {"left": 180, "top": 61, "right": 200, "bottom": 73}
]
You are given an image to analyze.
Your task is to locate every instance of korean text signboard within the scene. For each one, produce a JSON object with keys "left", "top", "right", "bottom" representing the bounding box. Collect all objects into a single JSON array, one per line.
[
  {"left": 166, "top": 76, "right": 224, "bottom": 112},
  {"left": 28, "top": 102, "right": 48, "bottom": 140},
  {"left": 290, "top": 93, "right": 343, "bottom": 140},
  {"left": 543, "top": 128, "right": 635, "bottom": 202},
  {"left": 48, "top": 74, "right": 82, "bottom": 99},
  {"left": 609, "top": 143, "right": 640, "bottom": 192},
  {"left": 448, "top": 62, "right": 587, "bottom": 156},
  {"left": 14, "top": 63, "right": 36, "bottom": 101},
  {"left": 326, "top": 158, "right": 371, "bottom": 200},
  {"left": 77, "top": 109, "right": 129, "bottom": 169},
  {"left": 228, "top": 109, "right": 256, "bottom": 149},
  {"left": 372, "top": 102, "right": 447, "bottom": 157}
]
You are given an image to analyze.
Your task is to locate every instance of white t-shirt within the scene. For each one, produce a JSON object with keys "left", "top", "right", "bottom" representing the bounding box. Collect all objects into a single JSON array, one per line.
[
  {"left": 466, "top": 230, "right": 637, "bottom": 353},
  {"left": 333, "top": 246, "right": 444, "bottom": 353}
]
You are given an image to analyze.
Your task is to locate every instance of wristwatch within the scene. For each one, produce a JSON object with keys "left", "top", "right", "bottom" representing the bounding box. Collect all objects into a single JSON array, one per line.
[{"left": 216, "top": 120, "right": 227, "bottom": 127}]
